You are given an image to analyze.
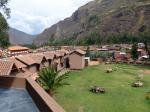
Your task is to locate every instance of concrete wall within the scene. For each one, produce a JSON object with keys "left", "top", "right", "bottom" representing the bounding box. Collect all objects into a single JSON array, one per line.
[
  {"left": 69, "top": 52, "right": 85, "bottom": 70},
  {"left": 28, "top": 64, "right": 38, "bottom": 73},
  {"left": 0, "top": 76, "right": 26, "bottom": 88},
  {"left": 53, "top": 57, "right": 64, "bottom": 71},
  {"left": 11, "top": 69, "right": 26, "bottom": 76},
  {"left": 48, "top": 60, "right": 52, "bottom": 67},
  {"left": 44, "top": 61, "right": 49, "bottom": 68},
  {"left": 39, "top": 63, "right": 44, "bottom": 70},
  {"left": 26, "top": 78, "right": 65, "bottom": 112},
  {"left": 12, "top": 71, "right": 25, "bottom": 76}
]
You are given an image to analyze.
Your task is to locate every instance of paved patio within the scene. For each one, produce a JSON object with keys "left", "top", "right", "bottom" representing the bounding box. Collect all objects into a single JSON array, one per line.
[{"left": 0, "top": 88, "right": 39, "bottom": 112}]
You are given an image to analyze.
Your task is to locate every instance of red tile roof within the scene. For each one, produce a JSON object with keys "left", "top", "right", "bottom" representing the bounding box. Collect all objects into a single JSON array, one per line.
[
  {"left": 16, "top": 55, "right": 35, "bottom": 65},
  {"left": 0, "top": 60, "right": 17, "bottom": 76},
  {"left": 6, "top": 57, "right": 27, "bottom": 69},
  {"left": 29, "top": 54, "right": 45, "bottom": 64},
  {"left": 75, "top": 49, "right": 86, "bottom": 55},
  {"left": 50, "top": 51, "right": 63, "bottom": 57},
  {"left": 70, "top": 49, "right": 86, "bottom": 55},
  {"left": 43, "top": 52, "right": 55, "bottom": 60},
  {"left": 58, "top": 49, "right": 70, "bottom": 54},
  {"left": 8, "top": 46, "right": 29, "bottom": 51}
]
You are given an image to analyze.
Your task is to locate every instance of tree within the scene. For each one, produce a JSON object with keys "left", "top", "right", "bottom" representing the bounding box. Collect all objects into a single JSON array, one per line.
[
  {"left": 85, "top": 46, "right": 90, "bottom": 57},
  {"left": 0, "top": 0, "right": 10, "bottom": 18},
  {"left": 0, "top": 0, "right": 10, "bottom": 48},
  {"left": 0, "top": 13, "right": 9, "bottom": 48},
  {"left": 140, "top": 32, "right": 150, "bottom": 59},
  {"left": 131, "top": 43, "right": 139, "bottom": 60},
  {"left": 37, "top": 68, "right": 69, "bottom": 95}
]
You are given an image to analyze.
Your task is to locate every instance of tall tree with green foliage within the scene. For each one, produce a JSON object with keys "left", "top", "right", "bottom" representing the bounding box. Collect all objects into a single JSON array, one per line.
[
  {"left": 0, "top": 0, "right": 10, "bottom": 48},
  {"left": 0, "top": 0, "right": 10, "bottom": 18},
  {"left": 0, "top": 13, "right": 9, "bottom": 48},
  {"left": 140, "top": 32, "right": 150, "bottom": 59},
  {"left": 37, "top": 68, "right": 69, "bottom": 95},
  {"left": 85, "top": 46, "right": 90, "bottom": 57},
  {"left": 131, "top": 43, "right": 139, "bottom": 60}
]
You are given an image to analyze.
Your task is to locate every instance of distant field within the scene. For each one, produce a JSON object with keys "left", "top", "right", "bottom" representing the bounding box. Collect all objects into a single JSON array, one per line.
[{"left": 54, "top": 64, "right": 150, "bottom": 112}]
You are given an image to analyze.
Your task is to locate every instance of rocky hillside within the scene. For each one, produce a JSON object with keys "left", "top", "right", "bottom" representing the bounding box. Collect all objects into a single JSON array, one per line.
[
  {"left": 9, "top": 28, "right": 35, "bottom": 45},
  {"left": 34, "top": 0, "right": 150, "bottom": 45}
]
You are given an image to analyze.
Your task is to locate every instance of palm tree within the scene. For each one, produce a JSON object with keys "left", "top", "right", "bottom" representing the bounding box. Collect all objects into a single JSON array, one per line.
[{"left": 37, "top": 67, "right": 69, "bottom": 95}]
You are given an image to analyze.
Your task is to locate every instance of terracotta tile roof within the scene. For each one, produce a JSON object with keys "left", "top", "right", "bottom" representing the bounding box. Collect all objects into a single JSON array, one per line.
[
  {"left": 6, "top": 57, "right": 27, "bottom": 69},
  {"left": 16, "top": 55, "right": 35, "bottom": 65},
  {"left": 55, "top": 52, "right": 64, "bottom": 57},
  {"left": 58, "top": 49, "right": 70, "bottom": 54},
  {"left": 76, "top": 49, "right": 86, "bottom": 55},
  {"left": 0, "top": 60, "right": 16, "bottom": 76},
  {"left": 43, "top": 52, "right": 55, "bottom": 60},
  {"left": 29, "top": 54, "right": 44, "bottom": 64},
  {"left": 8, "top": 46, "right": 29, "bottom": 51},
  {"left": 70, "top": 49, "right": 86, "bottom": 55},
  {"left": 50, "top": 51, "right": 62, "bottom": 57},
  {"left": 107, "top": 46, "right": 120, "bottom": 51}
]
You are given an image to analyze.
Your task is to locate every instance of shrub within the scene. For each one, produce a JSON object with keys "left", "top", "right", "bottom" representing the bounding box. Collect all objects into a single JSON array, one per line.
[
  {"left": 37, "top": 68, "right": 69, "bottom": 95},
  {"left": 89, "top": 51, "right": 113, "bottom": 60}
]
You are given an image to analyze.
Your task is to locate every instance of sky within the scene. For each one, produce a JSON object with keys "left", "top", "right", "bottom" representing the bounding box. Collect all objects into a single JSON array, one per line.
[{"left": 7, "top": 0, "right": 93, "bottom": 35}]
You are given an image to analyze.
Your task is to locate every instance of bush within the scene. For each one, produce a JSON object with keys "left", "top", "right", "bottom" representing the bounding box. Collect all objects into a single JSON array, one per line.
[{"left": 89, "top": 51, "right": 113, "bottom": 60}]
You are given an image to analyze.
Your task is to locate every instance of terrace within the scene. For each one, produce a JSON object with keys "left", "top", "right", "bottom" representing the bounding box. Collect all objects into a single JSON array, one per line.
[
  {"left": 0, "top": 88, "right": 39, "bottom": 112},
  {"left": 0, "top": 76, "right": 65, "bottom": 112}
]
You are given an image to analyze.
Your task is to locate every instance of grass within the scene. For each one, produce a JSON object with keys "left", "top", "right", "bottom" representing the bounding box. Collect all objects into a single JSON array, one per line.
[{"left": 54, "top": 64, "right": 150, "bottom": 112}]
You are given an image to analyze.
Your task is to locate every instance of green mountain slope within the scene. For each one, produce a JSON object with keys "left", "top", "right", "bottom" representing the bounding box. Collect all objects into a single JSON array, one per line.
[{"left": 34, "top": 0, "right": 150, "bottom": 45}]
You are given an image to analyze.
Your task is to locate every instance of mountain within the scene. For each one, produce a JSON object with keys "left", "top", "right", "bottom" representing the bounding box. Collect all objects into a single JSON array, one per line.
[
  {"left": 9, "top": 28, "right": 36, "bottom": 45},
  {"left": 34, "top": 0, "right": 150, "bottom": 45}
]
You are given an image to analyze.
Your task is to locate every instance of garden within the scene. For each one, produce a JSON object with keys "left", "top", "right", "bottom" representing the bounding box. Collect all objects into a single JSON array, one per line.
[{"left": 54, "top": 64, "right": 150, "bottom": 112}]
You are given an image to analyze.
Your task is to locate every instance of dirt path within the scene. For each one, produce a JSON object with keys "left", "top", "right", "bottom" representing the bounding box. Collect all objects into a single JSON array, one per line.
[{"left": 143, "top": 70, "right": 150, "bottom": 75}]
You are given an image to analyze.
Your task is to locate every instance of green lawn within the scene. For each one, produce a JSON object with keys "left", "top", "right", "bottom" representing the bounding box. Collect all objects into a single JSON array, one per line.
[{"left": 54, "top": 64, "right": 150, "bottom": 112}]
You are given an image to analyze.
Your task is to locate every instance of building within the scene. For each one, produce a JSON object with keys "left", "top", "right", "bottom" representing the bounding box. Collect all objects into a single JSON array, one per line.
[
  {"left": 43, "top": 52, "right": 56, "bottom": 67},
  {"left": 0, "top": 48, "right": 88, "bottom": 77},
  {"left": 137, "top": 48, "right": 148, "bottom": 59},
  {"left": 5, "top": 57, "right": 27, "bottom": 76},
  {"left": 16, "top": 55, "right": 38, "bottom": 74},
  {"left": 29, "top": 54, "right": 47, "bottom": 71},
  {"left": 69, "top": 49, "right": 86, "bottom": 70},
  {"left": 138, "top": 43, "right": 145, "bottom": 48},
  {"left": 53, "top": 51, "right": 66, "bottom": 71},
  {"left": 114, "top": 51, "right": 131, "bottom": 62},
  {"left": 8, "top": 46, "right": 29, "bottom": 56}
]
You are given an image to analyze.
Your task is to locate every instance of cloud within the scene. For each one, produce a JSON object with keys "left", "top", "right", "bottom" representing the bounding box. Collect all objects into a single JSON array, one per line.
[{"left": 7, "top": 0, "right": 93, "bottom": 35}]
